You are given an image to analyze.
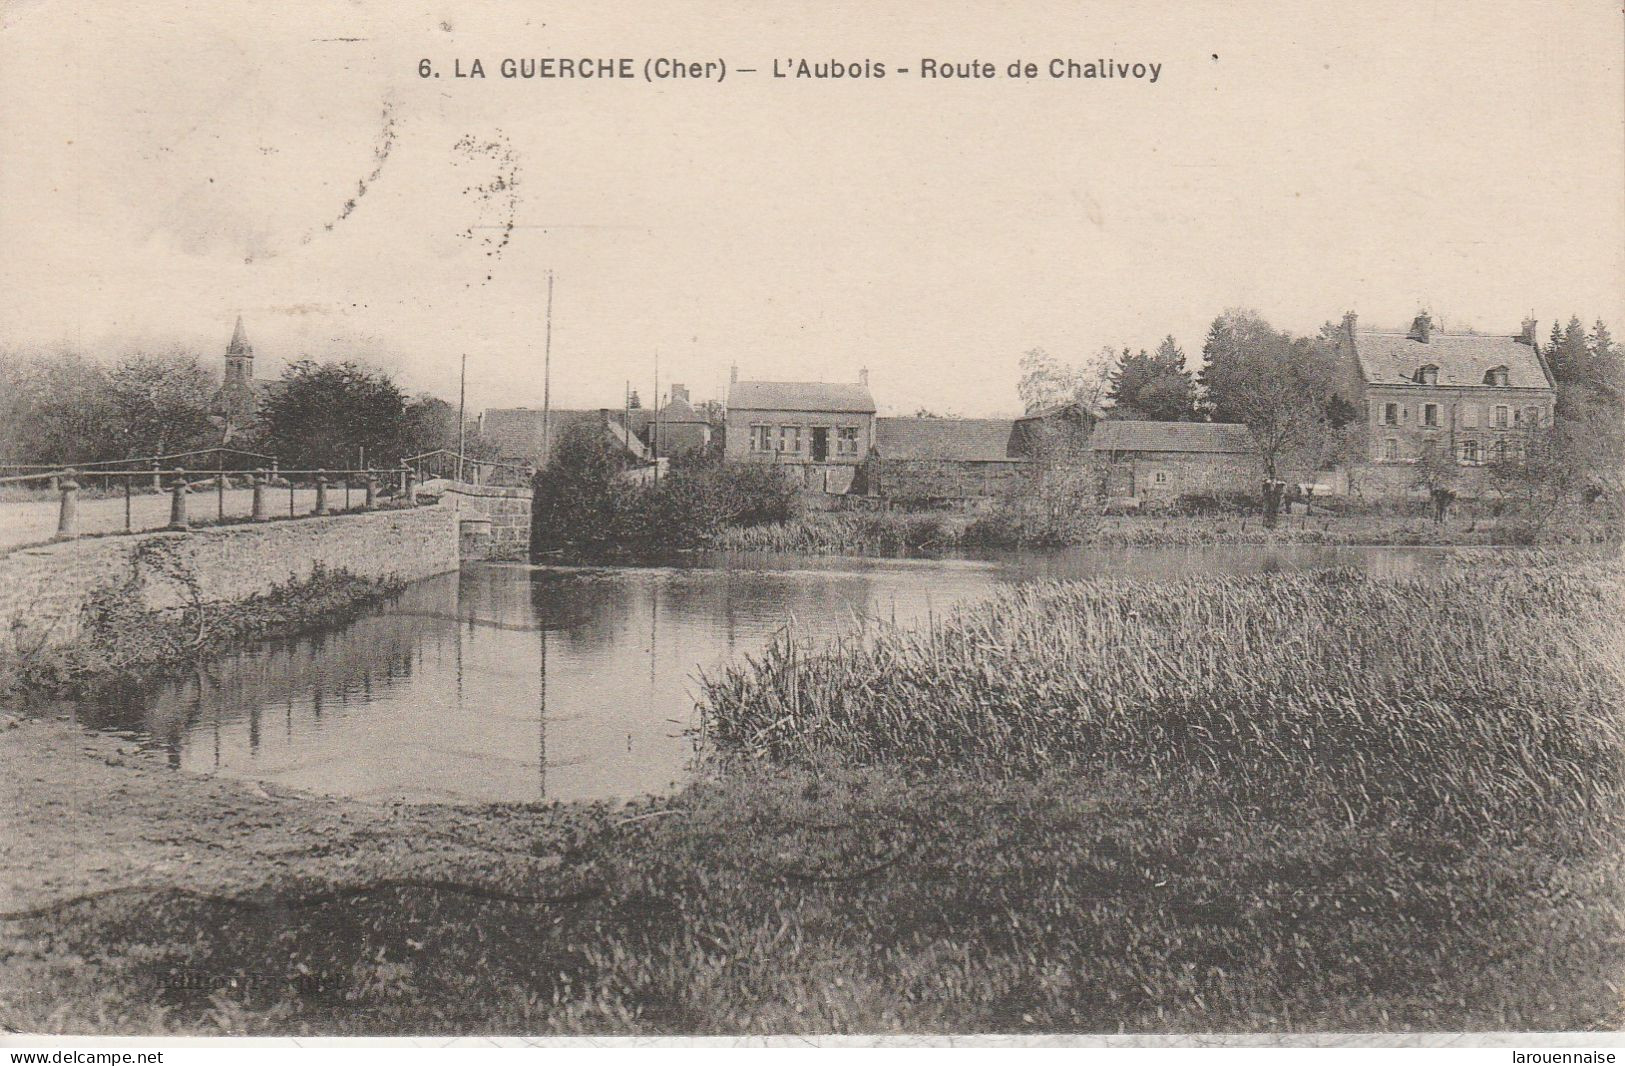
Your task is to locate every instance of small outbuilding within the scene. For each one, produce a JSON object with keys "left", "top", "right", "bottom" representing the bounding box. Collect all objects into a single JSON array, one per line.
[
  {"left": 1088, "top": 420, "right": 1259, "bottom": 501},
  {"left": 865, "top": 417, "right": 1027, "bottom": 502}
]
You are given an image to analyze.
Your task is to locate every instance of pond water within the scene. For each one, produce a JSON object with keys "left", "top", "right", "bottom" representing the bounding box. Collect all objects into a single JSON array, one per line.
[{"left": 71, "top": 544, "right": 1533, "bottom": 804}]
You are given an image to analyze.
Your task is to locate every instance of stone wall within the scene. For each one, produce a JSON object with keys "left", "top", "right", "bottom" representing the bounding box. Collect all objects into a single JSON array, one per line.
[
  {"left": 0, "top": 503, "right": 459, "bottom": 654},
  {"left": 865, "top": 458, "right": 1028, "bottom": 502},
  {"left": 439, "top": 482, "right": 531, "bottom": 559},
  {"left": 1344, "top": 461, "right": 1498, "bottom": 500},
  {"left": 1106, "top": 452, "right": 1262, "bottom": 501}
]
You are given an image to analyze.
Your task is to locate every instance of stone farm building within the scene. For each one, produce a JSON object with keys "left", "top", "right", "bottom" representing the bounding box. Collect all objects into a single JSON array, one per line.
[
  {"left": 724, "top": 370, "right": 877, "bottom": 493},
  {"left": 1331, "top": 312, "right": 1556, "bottom": 497},
  {"left": 1089, "top": 421, "right": 1259, "bottom": 502},
  {"left": 864, "top": 418, "right": 1028, "bottom": 502}
]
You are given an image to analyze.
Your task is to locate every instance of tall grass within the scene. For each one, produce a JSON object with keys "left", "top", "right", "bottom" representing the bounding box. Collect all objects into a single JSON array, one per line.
[
  {"left": 710, "top": 509, "right": 1618, "bottom": 555},
  {"left": 701, "top": 559, "right": 1625, "bottom": 840},
  {"left": 709, "top": 510, "right": 962, "bottom": 555}
]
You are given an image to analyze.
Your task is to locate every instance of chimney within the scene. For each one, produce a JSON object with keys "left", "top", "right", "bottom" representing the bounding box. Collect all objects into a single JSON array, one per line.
[
  {"left": 1341, "top": 311, "right": 1358, "bottom": 343},
  {"left": 1519, "top": 316, "right": 1538, "bottom": 346},
  {"left": 1407, "top": 310, "right": 1433, "bottom": 344},
  {"left": 729, "top": 364, "right": 738, "bottom": 384},
  {"left": 670, "top": 383, "right": 688, "bottom": 405},
  {"left": 859, "top": 367, "right": 869, "bottom": 387}
]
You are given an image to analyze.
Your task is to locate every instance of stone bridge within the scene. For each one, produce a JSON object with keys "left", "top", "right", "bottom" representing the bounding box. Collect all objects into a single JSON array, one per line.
[
  {"left": 0, "top": 478, "right": 533, "bottom": 655},
  {"left": 422, "top": 479, "right": 531, "bottom": 561}
]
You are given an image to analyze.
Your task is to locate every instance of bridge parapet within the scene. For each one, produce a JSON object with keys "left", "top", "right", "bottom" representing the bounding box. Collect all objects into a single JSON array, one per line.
[{"left": 435, "top": 481, "right": 531, "bottom": 560}]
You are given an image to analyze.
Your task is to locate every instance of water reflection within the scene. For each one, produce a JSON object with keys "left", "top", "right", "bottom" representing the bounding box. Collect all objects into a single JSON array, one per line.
[{"left": 71, "top": 544, "right": 1554, "bottom": 804}]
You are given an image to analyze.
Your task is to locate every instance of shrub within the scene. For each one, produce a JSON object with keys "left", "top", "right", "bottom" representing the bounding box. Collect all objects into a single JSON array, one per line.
[
  {"left": 531, "top": 427, "right": 804, "bottom": 558},
  {"left": 1173, "top": 491, "right": 1258, "bottom": 516}
]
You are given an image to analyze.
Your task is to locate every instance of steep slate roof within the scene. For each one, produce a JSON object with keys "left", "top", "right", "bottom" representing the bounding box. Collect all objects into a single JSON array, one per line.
[
  {"left": 727, "top": 380, "right": 876, "bottom": 413},
  {"left": 1089, "top": 420, "right": 1254, "bottom": 454},
  {"left": 872, "top": 418, "right": 1023, "bottom": 462},
  {"left": 481, "top": 407, "right": 651, "bottom": 461},
  {"left": 1351, "top": 331, "right": 1552, "bottom": 390}
]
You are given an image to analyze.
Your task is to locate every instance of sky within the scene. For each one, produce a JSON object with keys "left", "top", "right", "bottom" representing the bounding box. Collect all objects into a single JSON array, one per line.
[{"left": 2, "top": 0, "right": 1622, "bottom": 418}]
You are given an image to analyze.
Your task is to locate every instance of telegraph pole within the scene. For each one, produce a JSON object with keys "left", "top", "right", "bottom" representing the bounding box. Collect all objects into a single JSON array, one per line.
[
  {"left": 651, "top": 349, "right": 660, "bottom": 486},
  {"left": 542, "top": 270, "right": 554, "bottom": 468},
  {"left": 456, "top": 353, "right": 467, "bottom": 483}
]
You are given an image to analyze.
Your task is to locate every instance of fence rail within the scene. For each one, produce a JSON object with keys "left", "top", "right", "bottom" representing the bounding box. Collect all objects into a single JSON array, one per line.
[
  {"left": 402, "top": 450, "right": 532, "bottom": 488},
  {"left": 0, "top": 463, "right": 427, "bottom": 551},
  {"left": 0, "top": 445, "right": 535, "bottom": 551}
]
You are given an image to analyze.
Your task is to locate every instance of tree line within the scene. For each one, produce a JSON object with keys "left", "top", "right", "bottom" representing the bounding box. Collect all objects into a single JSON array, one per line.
[
  {"left": 0, "top": 345, "right": 481, "bottom": 471},
  {"left": 1019, "top": 309, "right": 1623, "bottom": 511}
]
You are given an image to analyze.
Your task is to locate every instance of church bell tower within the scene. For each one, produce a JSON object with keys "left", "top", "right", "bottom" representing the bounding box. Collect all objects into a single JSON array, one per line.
[{"left": 223, "top": 315, "right": 253, "bottom": 389}]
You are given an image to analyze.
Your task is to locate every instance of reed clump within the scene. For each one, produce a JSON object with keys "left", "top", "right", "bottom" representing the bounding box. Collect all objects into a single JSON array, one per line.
[
  {"left": 710, "top": 509, "right": 1618, "bottom": 555},
  {"left": 701, "top": 558, "right": 1625, "bottom": 841}
]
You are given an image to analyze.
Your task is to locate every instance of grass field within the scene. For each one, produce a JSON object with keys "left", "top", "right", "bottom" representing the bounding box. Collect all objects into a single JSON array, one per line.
[{"left": 2, "top": 556, "right": 1621, "bottom": 1034}]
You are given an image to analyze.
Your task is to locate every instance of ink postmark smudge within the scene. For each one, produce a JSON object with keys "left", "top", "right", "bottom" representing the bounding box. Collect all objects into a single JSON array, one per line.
[
  {"left": 314, "top": 99, "right": 398, "bottom": 238},
  {"left": 452, "top": 131, "right": 520, "bottom": 285},
  {"left": 242, "top": 97, "right": 398, "bottom": 263}
]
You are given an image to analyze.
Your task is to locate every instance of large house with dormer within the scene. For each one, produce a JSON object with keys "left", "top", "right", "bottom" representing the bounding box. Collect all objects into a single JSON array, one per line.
[{"left": 1331, "top": 311, "right": 1557, "bottom": 492}]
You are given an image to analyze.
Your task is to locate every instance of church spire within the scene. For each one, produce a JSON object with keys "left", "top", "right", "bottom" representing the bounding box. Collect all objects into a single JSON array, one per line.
[
  {"left": 223, "top": 315, "right": 254, "bottom": 389},
  {"left": 227, "top": 314, "right": 251, "bottom": 356}
]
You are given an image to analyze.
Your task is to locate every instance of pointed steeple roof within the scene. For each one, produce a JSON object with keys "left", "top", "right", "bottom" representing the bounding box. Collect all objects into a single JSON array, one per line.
[{"left": 227, "top": 315, "right": 252, "bottom": 355}]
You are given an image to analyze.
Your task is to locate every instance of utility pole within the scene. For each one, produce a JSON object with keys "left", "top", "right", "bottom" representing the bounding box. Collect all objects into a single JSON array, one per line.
[
  {"left": 456, "top": 353, "right": 467, "bottom": 483},
  {"left": 542, "top": 270, "right": 554, "bottom": 469},
  {"left": 651, "top": 349, "right": 660, "bottom": 486}
]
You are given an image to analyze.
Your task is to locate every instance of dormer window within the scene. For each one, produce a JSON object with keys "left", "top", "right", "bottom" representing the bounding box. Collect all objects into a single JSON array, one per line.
[
  {"left": 1483, "top": 366, "right": 1509, "bottom": 386},
  {"left": 1415, "top": 364, "right": 1439, "bottom": 386}
]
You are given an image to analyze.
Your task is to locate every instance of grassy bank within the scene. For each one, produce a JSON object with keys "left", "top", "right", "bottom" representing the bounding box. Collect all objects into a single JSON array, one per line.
[
  {"left": 1, "top": 560, "right": 405, "bottom": 703},
  {"left": 2, "top": 559, "right": 1621, "bottom": 1033},
  {"left": 709, "top": 509, "right": 1620, "bottom": 556},
  {"left": 2, "top": 721, "right": 1619, "bottom": 1034}
]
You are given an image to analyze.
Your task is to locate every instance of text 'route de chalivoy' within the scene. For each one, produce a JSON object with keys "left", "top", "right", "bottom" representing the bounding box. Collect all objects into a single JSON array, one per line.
[{"left": 417, "top": 55, "right": 1165, "bottom": 84}]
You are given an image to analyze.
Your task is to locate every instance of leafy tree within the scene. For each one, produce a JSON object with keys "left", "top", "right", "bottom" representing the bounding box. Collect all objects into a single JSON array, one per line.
[
  {"left": 1197, "top": 309, "right": 1282, "bottom": 424},
  {"left": 0, "top": 348, "right": 25, "bottom": 462},
  {"left": 12, "top": 351, "right": 119, "bottom": 464},
  {"left": 530, "top": 421, "right": 799, "bottom": 557},
  {"left": 106, "top": 352, "right": 216, "bottom": 458},
  {"left": 1411, "top": 441, "right": 1461, "bottom": 524},
  {"left": 1105, "top": 336, "right": 1199, "bottom": 421},
  {"left": 259, "top": 360, "right": 410, "bottom": 471},
  {"left": 530, "top": 421, "right": 639, "bottom": 555},
  {"left": 396, "top": 394, "right": 500, "bottom": 461},
  {"left": 1198, "top": 311, "right": 1345, "bottom": 525},
  {"left": 1488, "top": 406, "right": 1618, "bottom": 541},
  {"left": 1016, "top": 346, "right": 1110, "bottom": 415}
]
